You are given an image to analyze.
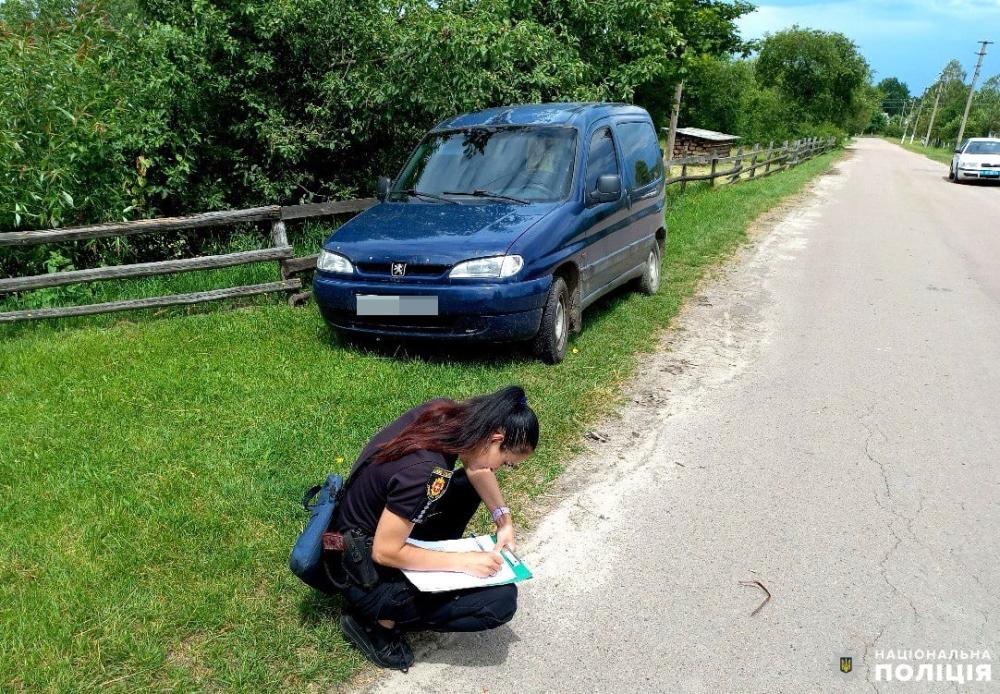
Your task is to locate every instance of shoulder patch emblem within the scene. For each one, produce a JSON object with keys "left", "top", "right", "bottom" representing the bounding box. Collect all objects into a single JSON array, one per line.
[
  {"left": 427, "top": 467, "right": 452, "bottom": 501},
  {"left": 412, "top": 467, "right": 453, "bottom": 524}
]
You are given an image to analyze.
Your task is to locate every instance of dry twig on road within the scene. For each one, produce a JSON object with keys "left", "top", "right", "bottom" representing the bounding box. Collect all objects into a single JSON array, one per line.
[{"left": 739, "top": 579, "right": 772, "bottom": 616}]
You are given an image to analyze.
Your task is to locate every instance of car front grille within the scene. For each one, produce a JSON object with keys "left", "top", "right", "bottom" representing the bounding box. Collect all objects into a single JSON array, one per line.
[{"left": 355, "top": 262, "right": 450, "bottom": 278}]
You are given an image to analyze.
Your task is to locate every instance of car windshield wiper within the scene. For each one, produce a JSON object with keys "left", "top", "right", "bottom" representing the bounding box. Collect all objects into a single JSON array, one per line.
[
  {"left": 442, "top": 189, "right": 530, "bottom": 205},
  {"left": 394, "top": 188, "right": 459, "bottom": 204}
]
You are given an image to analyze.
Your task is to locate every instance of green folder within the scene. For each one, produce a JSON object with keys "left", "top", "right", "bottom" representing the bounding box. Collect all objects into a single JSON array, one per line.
[{"left": 491, "top": 534, "right": 534, "bottom": 584}]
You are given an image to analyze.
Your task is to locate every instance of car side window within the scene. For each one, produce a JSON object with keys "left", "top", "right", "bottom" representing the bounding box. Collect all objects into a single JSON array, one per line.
[
  {"left": 585, "top": 127, "right": 619, "bottom": 195},
  {"left": 616, "top": 121, "right": 664, "bottom": 189}
]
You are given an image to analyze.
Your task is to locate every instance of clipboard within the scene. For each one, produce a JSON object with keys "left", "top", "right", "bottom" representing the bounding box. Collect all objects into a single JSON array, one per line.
[{"left": 401, "top": 534, "right": 533, "bottom": 593}]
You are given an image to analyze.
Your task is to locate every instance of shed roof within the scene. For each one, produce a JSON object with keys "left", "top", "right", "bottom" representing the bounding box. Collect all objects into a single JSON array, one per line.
[{"left": 673, "top": 127, "right": 740, "bottom": 141}]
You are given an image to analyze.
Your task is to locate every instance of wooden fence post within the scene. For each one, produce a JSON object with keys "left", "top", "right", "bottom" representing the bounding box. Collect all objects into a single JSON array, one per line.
[
  {"left": 710, "top": 157, "right": 718, "bottom": 187},
  {"left": 270, "top": 219, "right": 300, "bottom": 305},
  {"left": 764, "top": 141, "right": 774, "bottom": 175},
  {"left": 270, "top": 219, "right": 289, "bottom": 277},
  {"left": 680, "top": 162, "right": 688, "bottom": 192},
  {"left": 748, "top": 144, "right": 760, "bottom": 179},
  {"left": 731, "top": 146, "right": 745, "bottom": 183}
]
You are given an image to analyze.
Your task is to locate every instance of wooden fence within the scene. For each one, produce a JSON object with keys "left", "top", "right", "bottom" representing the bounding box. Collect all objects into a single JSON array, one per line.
[
  {"left": 0, "top": 136, "right": 836, "bottom": 324},
  {"left": 665, "top": 136, "right": 836, "bottom": 190}
]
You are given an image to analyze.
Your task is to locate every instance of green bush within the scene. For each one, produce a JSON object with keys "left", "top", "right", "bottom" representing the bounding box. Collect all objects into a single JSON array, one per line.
[
  {"left": 1, "top": 0, "right": 749, "bottom": 278},
  {"left": 678, "top": 28, "right": 876, "bottom": 145}
]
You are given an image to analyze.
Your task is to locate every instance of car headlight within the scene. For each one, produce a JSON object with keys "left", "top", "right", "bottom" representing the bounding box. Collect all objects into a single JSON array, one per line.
[
  {"left": 449, "top": 255, "right": 524, "bottom": 279},
  {"left": 317, "top": 250, "right": 354, "bottom": 274},
  {"left": 959, "top": 160, "right": 978, "bottom": 169}
]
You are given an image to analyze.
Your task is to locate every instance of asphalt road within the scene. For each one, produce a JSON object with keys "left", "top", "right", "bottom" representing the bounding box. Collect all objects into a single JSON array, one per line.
[{"left": 365, "top": 139, "right": 1000, "bottom": 693}]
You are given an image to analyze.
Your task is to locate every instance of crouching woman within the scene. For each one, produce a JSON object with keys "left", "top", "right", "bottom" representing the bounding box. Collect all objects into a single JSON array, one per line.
[{"left": 331, "top": 385, "right": 538, "bottom": 671}]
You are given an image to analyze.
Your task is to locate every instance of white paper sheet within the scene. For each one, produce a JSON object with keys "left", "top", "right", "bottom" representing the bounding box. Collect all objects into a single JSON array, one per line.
[{"left": 401, "top": 535, "right": 519, "bottom": 592}]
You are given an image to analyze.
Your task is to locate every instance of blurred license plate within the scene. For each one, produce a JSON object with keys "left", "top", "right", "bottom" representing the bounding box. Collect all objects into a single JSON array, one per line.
[
  {"left": 981, "top": 170, "right": 999, "bottom": 177},
  {"left": 356, "top": 295, "right": 438, "bottom": 316}
]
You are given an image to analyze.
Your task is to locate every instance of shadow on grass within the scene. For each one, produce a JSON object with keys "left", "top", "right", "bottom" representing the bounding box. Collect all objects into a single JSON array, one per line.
[{"left": 297, "top": 588, "right": 346, "bottom": 627}]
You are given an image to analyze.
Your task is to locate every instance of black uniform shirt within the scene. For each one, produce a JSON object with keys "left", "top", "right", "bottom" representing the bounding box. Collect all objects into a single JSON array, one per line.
[{"left": 335, "top": 399, "right": 459, "bottom": 536}]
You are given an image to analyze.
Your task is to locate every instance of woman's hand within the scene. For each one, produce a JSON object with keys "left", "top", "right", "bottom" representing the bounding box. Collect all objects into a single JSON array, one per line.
[
  {"left": 495, "top": 517, "right": 516, "bottom": 553},
  {"left": 462, "top": 551, "right": 504, "bottom": 577}
]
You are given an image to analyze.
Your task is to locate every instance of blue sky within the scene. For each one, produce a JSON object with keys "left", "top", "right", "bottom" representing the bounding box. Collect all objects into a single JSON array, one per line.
[{"left": 737, "top": 0, "right": 1000, "bottom": 94}]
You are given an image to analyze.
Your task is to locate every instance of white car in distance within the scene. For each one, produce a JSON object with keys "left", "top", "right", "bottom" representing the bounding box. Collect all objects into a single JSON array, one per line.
[{"left": 950, "top": 137, "right": 1000, "bottom": 183}]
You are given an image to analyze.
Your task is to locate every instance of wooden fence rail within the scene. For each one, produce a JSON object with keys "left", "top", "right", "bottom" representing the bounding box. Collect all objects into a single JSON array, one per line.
[
  {"left": 0, "top": 137, "right": 836, "bottom": 324},
  {"left": 665, "top": 136, "right": 835, "bottom": 190}
]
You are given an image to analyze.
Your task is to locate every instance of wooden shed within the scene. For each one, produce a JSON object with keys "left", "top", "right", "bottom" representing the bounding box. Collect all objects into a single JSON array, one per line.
[{"left": 669, "top": 127, "right": 740, "bottom": 159}]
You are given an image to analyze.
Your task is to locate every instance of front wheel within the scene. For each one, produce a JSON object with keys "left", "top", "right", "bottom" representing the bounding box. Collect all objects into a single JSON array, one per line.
[{"left": 532, "top": 277, "right": 569, "bottom": 364}]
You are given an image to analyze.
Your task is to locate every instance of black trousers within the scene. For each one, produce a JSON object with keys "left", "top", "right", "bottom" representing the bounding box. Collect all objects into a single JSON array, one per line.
[{"left": 342, "top": 468, "right": 518, "bottom": 633}]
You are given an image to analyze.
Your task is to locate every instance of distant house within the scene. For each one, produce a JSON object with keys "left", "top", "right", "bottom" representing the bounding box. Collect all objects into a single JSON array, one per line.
[{"left": 668, "top": 127, "right": 740, "bottom": 159}]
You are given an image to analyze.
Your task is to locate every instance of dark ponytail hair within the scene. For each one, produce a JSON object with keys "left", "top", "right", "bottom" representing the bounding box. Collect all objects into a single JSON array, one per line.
[{"left": 372, "top": 385, "right": 539, "bottom": 463}]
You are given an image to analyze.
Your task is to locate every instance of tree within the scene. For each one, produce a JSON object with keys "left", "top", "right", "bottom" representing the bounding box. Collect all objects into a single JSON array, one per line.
[
  {"left": 877, "top": 77, "right": 909, "bottom": 117},
  {"left": 678, "top": 55, "right": 757, "bottom": 135},
  {"left": 755, "top": 26, "right": 874, "bottom": 132},
  {"left": 967, "top": 74, "right": 1000, "bottom": 137}
]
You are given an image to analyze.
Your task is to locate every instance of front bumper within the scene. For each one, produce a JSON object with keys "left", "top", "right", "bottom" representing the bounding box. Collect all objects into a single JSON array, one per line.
[
  {"left": 958, "top": 168, "right": 1000, "bottom": 180},
  {"left": 313, "top": 272, "right": 551, "bottom": 341}
]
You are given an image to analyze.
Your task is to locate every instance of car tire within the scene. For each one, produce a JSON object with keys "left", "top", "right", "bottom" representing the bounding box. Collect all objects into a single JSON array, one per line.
[
  {"left": 532, "top": 276, "right": 569, "bottom": 365},
  {"left": 948, "top": 165, "right": 955, "bottom": 180},
  {"left": 635, "top": 244, "right": 662, "bottom": 296}
]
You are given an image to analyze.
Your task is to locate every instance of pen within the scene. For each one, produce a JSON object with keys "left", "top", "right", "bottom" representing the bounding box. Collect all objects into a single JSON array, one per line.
[{"left": 467, "top": 532, "right": 488, "bottom": 552}]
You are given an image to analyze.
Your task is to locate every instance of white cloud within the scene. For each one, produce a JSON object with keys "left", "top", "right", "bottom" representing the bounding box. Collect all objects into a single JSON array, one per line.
[{"left": 738, "top": 2, "right": 934, "bottom": 41}]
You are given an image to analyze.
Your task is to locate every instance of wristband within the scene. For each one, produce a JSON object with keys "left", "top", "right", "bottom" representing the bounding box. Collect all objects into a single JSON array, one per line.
[{"left": 491, "top": 506, "right": 511, "bottom": 523}]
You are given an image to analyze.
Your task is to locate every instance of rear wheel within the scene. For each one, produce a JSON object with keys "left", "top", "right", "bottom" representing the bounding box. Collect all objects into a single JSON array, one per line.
[
  {"left": 635, "top": 244, "right": 662, "bottom": 295},
  {"left": 532, "top": 277, "right": 569, "bottom": 364}
]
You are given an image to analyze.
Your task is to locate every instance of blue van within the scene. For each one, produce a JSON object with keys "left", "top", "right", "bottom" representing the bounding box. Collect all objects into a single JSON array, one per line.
[{"left": 314, "top": 102, "right": 666, "bottom": 363}]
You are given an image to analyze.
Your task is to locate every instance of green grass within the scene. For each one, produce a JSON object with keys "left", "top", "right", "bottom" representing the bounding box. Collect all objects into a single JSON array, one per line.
[
  {"left": 885, "top": 136, "right": 953, "bottom": 164},
  {"left": 0, "top": 150, "right": 839, "bottom": 692}
]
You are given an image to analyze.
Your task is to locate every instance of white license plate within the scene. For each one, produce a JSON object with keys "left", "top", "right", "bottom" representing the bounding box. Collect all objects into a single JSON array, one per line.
[{"left": 356, "top": 295, "right": 438, "bottom": 316}]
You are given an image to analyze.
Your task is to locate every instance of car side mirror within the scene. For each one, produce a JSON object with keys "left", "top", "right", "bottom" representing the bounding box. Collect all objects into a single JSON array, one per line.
[
  {"left": 954, "top": 148, "right": 962, "bottom": 154},
  {"left": 589, "top": 174, "right": 621, "bottom": 205},
  {"left": 376, "top": 176, "right": 391, "bottom": 202}
]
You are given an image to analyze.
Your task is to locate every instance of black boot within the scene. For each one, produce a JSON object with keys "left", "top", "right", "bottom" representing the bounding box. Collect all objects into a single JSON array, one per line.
[{"left": 340, "top": 613, "right": 415, "bottom": 672}]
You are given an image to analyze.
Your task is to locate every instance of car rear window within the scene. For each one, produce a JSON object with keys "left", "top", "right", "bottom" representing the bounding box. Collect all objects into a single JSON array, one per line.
[{"left": 616, "top": 121, "right": 663, "bottom": 189}]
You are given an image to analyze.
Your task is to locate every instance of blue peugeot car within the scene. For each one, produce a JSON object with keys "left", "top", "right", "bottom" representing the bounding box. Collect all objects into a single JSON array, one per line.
[{"left": 314, "top": 102, "right": 666, "bottom": 363}]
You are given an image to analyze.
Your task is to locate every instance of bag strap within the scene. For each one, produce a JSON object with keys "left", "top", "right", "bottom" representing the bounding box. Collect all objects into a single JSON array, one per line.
[
  {"left": 334, "top": 456, "right": 375, "bottom": 506},
  {"left": 301, "top": 484, "right": 323, "bottom": 511}
]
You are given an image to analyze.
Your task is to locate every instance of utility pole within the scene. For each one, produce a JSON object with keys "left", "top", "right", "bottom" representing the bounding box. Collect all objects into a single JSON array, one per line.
[
  {"left": 900, "top": 98, "right": 914, "bottom": 143},
  {"left": 923, "top": 73, "right": 945, "bottom": 146},
  {"left": 955, "top": 40, "right": 993, "bottom": 148},
  {"left": 908, "top": 98, "right": 925, "bottom": 144},
  {"left": 665, "top": 80, "right": 684, "bottom": 168}
]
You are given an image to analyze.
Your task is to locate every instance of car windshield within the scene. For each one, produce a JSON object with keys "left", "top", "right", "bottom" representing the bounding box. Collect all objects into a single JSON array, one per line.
[
  {"left": 965, "top": 141, "right": 1000, "bottom": 155},
  {"left": 392, "top": 126, "right": 577, "bottom": 203}
]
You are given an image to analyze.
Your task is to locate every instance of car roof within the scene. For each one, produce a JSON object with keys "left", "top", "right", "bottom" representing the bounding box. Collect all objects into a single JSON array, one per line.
[{"left": 431, "top": 102, "right": 650, "bottom": 132}]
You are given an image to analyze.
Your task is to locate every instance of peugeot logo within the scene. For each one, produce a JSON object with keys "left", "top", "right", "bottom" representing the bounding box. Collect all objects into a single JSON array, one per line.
[{"left": 391, "top": 262, "right": 407, "bottom": 277}]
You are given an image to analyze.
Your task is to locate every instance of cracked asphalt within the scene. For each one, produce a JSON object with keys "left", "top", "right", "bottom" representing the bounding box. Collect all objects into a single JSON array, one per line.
[{"left": 365, "top": 139, "right": 1000, "bottom": 693}]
